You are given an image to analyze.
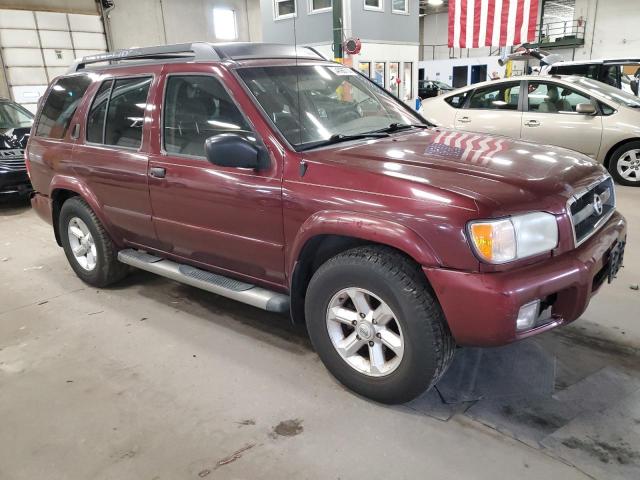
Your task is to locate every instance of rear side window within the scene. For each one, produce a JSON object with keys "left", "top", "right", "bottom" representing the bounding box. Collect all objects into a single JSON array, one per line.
[
  {"left": 163, "top": 75, "right": 250, "bottom": 157},
  {"left": 36, "top": 75, "right": 91, "bottom": 139},
  {"left": 105, "top": 77, "right": 152, "bottom": 148},
  {"left": 86, "top": 80, "right": 113, "bottom": 143},
  {"left": 444, "top": 92, "right": 469, "bottom": 108},
  {"left": 467, "top": 82, "right": 520, "bottom": 110}
]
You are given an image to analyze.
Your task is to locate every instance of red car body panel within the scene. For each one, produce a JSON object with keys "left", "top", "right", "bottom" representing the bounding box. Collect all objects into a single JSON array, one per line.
[{"left": 27, "top": 58, "right": 627, "bottom": 347}]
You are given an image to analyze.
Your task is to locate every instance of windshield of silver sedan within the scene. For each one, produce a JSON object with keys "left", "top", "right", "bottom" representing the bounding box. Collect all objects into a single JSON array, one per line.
[
  {"left": 237, "top": 65, "right": 426, "bottom": 150},
  {"left": 571, "top": 77, "right": 640, "bottom": 108}
]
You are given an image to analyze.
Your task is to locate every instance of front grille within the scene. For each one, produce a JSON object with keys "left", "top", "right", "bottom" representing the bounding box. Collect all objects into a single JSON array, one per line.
[
  {"left": 569, "top": 176, "right": 615, "bottom": 246},
  {"left": 0, "top": 149, "right": 26, "bottom": 173}
]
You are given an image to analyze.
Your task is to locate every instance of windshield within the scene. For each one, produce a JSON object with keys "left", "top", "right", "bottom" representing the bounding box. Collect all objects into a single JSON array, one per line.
[
  {"left": 568, "top": 76, "right": 640, "bottom": 108},
  {"left": 237, "top": 65, "right": 425, "bottom": 149},
  {"left": 0, "top": 101, "right": 33, "bottom": 130}
]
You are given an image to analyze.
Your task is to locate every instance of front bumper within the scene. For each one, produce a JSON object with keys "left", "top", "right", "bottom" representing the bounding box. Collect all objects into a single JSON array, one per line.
[
  {"left": 425, "top": 211, "right": 627, "bottom": 347},
  {"left": 0, "top": 170, "right": 32, "bottom": 196}
]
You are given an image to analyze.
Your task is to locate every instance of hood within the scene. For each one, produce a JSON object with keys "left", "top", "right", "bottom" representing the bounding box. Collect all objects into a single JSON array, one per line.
[
  {"left": 303, "top": 128, "right": 606, "bottom": 215},
  {"left": 0, "top": 127, "right": 31, "bottom": 150}
]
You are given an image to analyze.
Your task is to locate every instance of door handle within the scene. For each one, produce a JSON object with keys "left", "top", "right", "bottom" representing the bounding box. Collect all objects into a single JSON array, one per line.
[
  {"left": 149, "top": 167, "right": 166, "bottom": 178},
  {"left": 524, "top": 120, "right": 541, "bottom": 127},
  {"left": 458, "top": 116, "right": 471, "bottom": 123}
]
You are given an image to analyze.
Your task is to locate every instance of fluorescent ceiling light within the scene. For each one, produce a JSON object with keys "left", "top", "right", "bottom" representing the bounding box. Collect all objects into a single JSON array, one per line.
[{"left": 427, "top": 0, "right": 444, "bottom": 5}]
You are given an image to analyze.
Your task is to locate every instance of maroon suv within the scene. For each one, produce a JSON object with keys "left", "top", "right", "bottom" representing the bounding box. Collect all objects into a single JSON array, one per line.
[{"left": 27, "top": 43, "right": 626, "bottom": 404}]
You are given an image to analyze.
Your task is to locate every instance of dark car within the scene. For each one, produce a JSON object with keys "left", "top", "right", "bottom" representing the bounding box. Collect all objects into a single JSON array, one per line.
[
  {"left": 418, "top": 80, "right": 453, "bottom": 99},
  {"left": 27, "top": 43, "right": 626, "bottom": 404},
  {"left": 0, "top": 98, "right": 34, "bottom": 197}
]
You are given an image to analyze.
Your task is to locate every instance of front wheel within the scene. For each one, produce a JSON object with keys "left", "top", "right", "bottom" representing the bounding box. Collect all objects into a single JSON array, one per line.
[
  {"left": 609, "top": 141, "right": 640, "bottom": 186},
  {"left": 305, "top": 246, "right": 455, "bottom": 404}
]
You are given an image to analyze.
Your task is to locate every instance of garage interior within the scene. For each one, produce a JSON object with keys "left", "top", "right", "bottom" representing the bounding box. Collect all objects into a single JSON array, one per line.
[{"left": 1, "top": 1, "right": 640, "bottom": 479}]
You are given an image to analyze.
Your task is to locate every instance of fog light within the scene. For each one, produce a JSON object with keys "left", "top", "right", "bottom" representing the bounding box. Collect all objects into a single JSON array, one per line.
[{"left": 516, "top": 300, "right": 540, "bottom": 331}]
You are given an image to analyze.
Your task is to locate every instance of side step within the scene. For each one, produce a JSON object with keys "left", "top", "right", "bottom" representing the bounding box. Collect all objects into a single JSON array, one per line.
[{"left": 117, "top": 249, "right": 290, "bottom": 313}]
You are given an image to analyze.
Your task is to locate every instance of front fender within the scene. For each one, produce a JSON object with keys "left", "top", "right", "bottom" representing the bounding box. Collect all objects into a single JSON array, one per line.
[{"left": 286, "top": 210, "right": 442, "bottom": 278}]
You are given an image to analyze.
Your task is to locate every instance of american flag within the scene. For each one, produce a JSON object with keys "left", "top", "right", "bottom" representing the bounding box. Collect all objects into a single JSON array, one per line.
[
  {"left": 448, "top": 0, "right": 540, "bottom": 48},
  {"left": 426, "top": 130, "right": 507, "bottom": 165}
]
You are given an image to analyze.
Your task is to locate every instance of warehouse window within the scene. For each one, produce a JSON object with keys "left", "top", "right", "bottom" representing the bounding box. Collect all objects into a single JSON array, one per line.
[
  {"left": 274, "top": 0, "right": 296, "bottom": 19},
  {"left": 213, "top": 8, "right": 238, "bottom": 40},
  {"left": 309, "top": 0, "right": 332, "bottom": 13},
  {"left": 364, "top": 0, "right": 383, "bottom": 12},
  {"left": 35, "top": 75, "right": 91, "bottom": 139},
  {"left": 392, "top": 0, "right": 408, "bottom": 14}
]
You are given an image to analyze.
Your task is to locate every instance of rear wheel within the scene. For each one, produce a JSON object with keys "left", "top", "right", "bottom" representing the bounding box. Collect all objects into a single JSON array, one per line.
[
  {"left": 305, "top": 246, "right": 455, "bottom": 404},
  {"left": 609, "top": 141, "right": 640, "bottom": 186},
  {"left": 59, "top": 197, "right": 128, "bottom": 287}
]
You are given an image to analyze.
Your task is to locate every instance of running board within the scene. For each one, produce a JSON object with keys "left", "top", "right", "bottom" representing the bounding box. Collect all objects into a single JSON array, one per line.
[{"left": 117, "top": 249, "right": 289, "bottom": 313}]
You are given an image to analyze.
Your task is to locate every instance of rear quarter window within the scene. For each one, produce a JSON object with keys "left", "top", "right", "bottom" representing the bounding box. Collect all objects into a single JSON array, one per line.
[
  {"left": 444, "top": 91, "right": 469, "bottom": 108},
  {"left": 36, "top": 75, "right": 91, "bottom": 139}
]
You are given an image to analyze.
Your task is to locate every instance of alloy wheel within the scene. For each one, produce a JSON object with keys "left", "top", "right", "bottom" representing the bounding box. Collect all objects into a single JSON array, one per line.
[
  {"left": 326, "top": 287, "right": 404, "bottom": 377},
  {"left": 67, "top": 217, "right": 97, "bottom": 271},
  {"left": 617, "top": 149, "right": 640, "bottom": 182}
]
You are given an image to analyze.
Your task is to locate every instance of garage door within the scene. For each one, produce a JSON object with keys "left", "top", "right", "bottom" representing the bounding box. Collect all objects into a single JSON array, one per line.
[{"left": 0, "top": 9, "right": 107, "bottom": 113}]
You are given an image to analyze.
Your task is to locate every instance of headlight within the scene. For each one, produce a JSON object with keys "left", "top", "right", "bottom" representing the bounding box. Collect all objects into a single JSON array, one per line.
[{"left": 468, "top": 212, "right": 558, "bottom": 263}]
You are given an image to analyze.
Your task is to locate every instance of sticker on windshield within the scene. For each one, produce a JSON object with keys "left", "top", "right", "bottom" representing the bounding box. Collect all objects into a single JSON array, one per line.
[{"left": 328, "top": 66, "right": 357, "bottom": 76}]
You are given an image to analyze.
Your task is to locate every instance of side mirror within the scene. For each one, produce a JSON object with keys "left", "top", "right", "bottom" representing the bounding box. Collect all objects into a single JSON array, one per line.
[
  {"left": 576, "top": 103, "right": 596, "bottom": 115},
  {"left": 205, "top": 133, "right": 268, "bottom": 170},
  {"left": 631, "top": 78, "right": 639, "bottom": 96}
]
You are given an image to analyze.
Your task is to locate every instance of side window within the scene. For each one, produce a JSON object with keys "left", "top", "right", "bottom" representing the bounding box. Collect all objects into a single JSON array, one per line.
[
  {"left": 86, "top": 80, "right": 113, "bottom": 143},
  {"left": 104, "top": 77, "right": 152, "bottom": 148},
  {"left": 599, "top": 102, "right": 615, "bottom": 115},
  {"left": 527, "top": 82, "right": 591, "bottom": 113},
  {"left": 35, "top": 75, "right": 91, "bottom": 139},
  {"left": 467, "top": 83, "right": 520, "bottom": 110},
  {"left": 444, "top": 91, "right": 469, "bottom": 108},
  {"left": 163, "top": 75, "right": 251, "bottom": 157}
]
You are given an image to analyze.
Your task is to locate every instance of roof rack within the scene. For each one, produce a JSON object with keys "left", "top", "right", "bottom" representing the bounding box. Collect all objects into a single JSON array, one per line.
[{"left": 68, "top": 42, "right": 327, "bottom": 73}]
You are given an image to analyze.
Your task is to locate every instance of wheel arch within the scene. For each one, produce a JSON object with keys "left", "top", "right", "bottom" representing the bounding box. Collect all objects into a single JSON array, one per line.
[
  {"left": 603, "top": 137, "right": 640, "bottom": 169},
  {"left": 50, "top": 176, "right": 113, "bottom": 247},
  {"left": 287, "top": 211, "right": 441, "bottom": 325}
]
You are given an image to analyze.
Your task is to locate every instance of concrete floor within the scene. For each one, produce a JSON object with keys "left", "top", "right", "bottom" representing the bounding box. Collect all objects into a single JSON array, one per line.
[{"left": 0, "top": 187, "right": 639, "bottom": 480}]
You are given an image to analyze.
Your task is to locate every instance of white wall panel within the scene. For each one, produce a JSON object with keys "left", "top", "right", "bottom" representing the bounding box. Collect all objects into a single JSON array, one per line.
[
  {"left": 0, "top": 29, "right": 40, "bottom": 48},
  {"left": 2, "top": 48, "right": 44, "bottom": 67},
  {"left": 73, "top": 49, "right": 105, "bottom": 58},
  {"left": 11, "top": 85, "right": 47, "bottom": 104},
  {"left": 39, "top": 30, "right": 73, "bottom": 49},
  {"left": 72, "top": 31, "right": 106, "bottom": 50},
  {"left": 22, "top": 104, "right": 38, "bottom": 114},
  {"left": 46, "top": 66, "right": 68, "bottom": 80},
  {"left": 0, "top": 9, "right": 36, "bottom": 29},
  {"left": 42, "top": 49, "right": 76, "bottom": 67},
  {"left": 7, "top": 67, "right": 47, "bottom": 85},
  {"left": 1, "top": 10, "right": 105, "bottom": 108},
  {"left": 68, "top": 13, "right": 103, "bottom": 33},
  {"left": 35, "top": 11, "right": 69, "bottom": 31}
]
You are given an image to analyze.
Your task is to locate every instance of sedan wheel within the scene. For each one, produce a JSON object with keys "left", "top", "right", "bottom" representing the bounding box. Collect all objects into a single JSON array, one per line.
[{"left": 616, "top": 148, "right": 640, "bottom": 183}]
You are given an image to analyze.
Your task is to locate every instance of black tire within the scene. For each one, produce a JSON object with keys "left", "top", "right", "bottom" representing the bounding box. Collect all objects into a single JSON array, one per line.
[
  {"left": 59, "top": 196, "right": 128, "bottom": 287},
  {"left": 305, "top": 246, "right": 455, "bottom": 404},
  {"left": 608, "top": 141, "right": 640, "bottom": 186}
]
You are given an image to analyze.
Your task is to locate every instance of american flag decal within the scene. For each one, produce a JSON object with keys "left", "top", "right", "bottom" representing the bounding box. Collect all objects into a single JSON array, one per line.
[
  {"left": 426, "top": 130, "right": 507, "bottom": 165},
  {"left": 449, "top": 0, "right": 540, "bottom": 48}
]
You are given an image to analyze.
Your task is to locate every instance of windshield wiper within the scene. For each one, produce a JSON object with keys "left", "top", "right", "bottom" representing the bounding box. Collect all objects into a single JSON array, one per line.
[
  {"left": 300, "top": 132, "right": 390, "bottom": 151},
  {"left": 370, "top": 123, "right": 432, "bottom": 134}
]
